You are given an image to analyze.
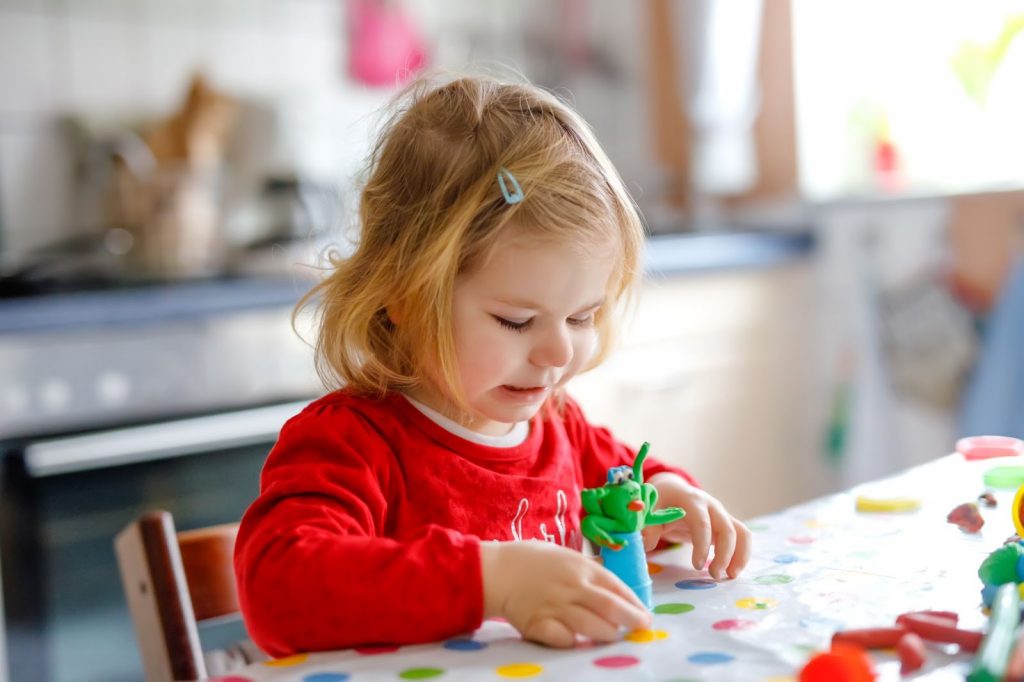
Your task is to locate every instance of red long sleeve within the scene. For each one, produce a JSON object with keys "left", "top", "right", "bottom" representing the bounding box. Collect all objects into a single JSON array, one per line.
[{"left": 234, "top": 390, "right": 695, "bottom": 655}]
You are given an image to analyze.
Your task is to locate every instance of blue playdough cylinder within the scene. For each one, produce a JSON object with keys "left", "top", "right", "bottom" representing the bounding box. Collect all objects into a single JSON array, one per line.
[{"left": 600, "top": 530, "right": 652, "bottom": 609}]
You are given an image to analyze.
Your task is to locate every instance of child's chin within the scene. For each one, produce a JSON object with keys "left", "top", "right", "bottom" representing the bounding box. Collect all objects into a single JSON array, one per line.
[{"left": 473, "top": 402, "right": 543, "bottom": 432}]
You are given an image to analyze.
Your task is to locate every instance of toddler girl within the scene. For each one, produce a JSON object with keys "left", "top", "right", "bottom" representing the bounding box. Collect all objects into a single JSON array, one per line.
[{"left": 235, "top": 73, "right": 751, "bottom": 656}]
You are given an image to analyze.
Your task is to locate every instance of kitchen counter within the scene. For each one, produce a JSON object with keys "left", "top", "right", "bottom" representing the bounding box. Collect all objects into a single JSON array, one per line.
[
  {"left": 0, "top": 275, "right": 311, "bottom": 335},
  {"left": 0, "top": 230, "right": 815, "bottom": 335},
  {"left": 644, "top": 229, "right": 814, "bottom": 277}
]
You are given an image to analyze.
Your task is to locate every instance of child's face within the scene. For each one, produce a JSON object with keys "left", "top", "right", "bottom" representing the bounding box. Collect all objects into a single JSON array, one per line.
[{"left": 442, "top": 233, "right": 616, "bottom": 436}]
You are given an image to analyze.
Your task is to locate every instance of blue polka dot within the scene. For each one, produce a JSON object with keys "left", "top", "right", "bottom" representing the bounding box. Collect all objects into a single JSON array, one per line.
[
  {"left": 443, "top": 638, "right": 487, "bottom": 651},
  {"left": 688, "top": 652, "right": 734, "bottom": 665},
  {"left": 674, "top": 579, "right": 717, "bottom": 590},
  {"left": 774, "top": 553, "right": 799, "bottom": 564},
  {"left": 303, "top": 674, "right": 350, "bottom": 682},
  {"left": 799, "top": 616, "right": 844, "bottom": 631}
]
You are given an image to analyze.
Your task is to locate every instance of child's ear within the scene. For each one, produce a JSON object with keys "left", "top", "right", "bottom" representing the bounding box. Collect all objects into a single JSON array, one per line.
[{"left": 385, "top": 304, "right": 402, "bottom": 325}]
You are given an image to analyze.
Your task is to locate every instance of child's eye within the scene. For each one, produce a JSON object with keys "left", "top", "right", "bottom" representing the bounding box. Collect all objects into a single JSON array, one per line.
[
  {"left": 493, "top": 315, "right": 532, "bottom": 332},
  {"left": 568, "top": 314, "right": 595, "bottom": 327}
]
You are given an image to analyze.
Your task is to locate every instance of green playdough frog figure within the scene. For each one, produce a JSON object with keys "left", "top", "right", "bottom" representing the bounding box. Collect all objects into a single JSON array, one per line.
[{"left": 581, "top": 442, "right": 686, "bottom": 550}]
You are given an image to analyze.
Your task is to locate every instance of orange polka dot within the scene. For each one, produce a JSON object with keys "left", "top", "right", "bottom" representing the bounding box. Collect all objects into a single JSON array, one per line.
[
  {"left": 263, "top": 653, "right": 309, "bottom": 667},
  {"left": 624, "top": 628, "right": 669, "bottom": 643}
]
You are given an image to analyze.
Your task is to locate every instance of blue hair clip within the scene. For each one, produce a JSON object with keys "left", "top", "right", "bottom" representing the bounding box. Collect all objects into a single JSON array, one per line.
[{"left": 497, "top": 167, "right": 524, "bottom": 204}]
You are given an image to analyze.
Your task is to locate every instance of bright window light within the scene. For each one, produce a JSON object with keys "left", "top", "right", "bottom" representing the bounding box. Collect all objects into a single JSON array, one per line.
[{"left": 792, "top": 0, "right": 1024, "bottom": 199}]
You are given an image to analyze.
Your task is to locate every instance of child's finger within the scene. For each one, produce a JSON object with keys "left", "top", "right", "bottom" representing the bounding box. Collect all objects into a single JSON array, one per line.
[
  {"left": 525, "top": 616, "right": 576, "bottom": 649},
  {"left": 726, "top": 520, "right": 753, "bottom": 578},
  {"left": 642, "top": 526, "right": 661, "bottom": 551},
  {"left": 687, "top": 510, "right": 712, "bottom": 571},
  {"left": 659, "top": 522, "right": 692, "bottom": 544},
  {"left": 588, "top": 571, "right": 652, "bottom": 627},
  {"left": 707, "top": 510, "right": 737, "bottom": 580},
  {"left": 562, "top": 603, "right": 621, "bottom": 643}
]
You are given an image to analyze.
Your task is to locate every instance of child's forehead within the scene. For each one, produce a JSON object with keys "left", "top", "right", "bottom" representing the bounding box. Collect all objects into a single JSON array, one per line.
[
  {"left": 479, "top": 226, "right": 620, "bottom": 268},
  {"left": 461, "top": 237, "right": 616, "bottom": 308}
]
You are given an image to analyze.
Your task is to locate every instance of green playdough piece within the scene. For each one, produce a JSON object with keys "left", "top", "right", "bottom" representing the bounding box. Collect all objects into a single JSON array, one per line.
[
  {"left": 978, "top": 543, "right": 1024, "bottom": 584},
  {"left": 969, "top": 582, "right": 1021, "bottom": 682},
  {"left": 982, "top": 465, "right": 1024, "bottom": 489},
  {"left": 580, "top": 442, "right": 685, "bottom": 549}
]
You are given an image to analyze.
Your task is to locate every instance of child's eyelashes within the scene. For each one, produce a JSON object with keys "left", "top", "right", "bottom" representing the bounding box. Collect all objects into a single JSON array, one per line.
[
  {"left": 493, "top": 315, "right": 532, "bottom": 332},
  {"left": 568, "top": 314, "right": 595, "bottom": 327},
  {"left": 491, "top": 314, "right": 595, "bottom": 332}
]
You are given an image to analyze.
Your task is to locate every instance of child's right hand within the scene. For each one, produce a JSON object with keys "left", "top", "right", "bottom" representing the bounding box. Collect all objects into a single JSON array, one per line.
[{"left": 480, "top": 540, "right": 651, "bottom": 648}]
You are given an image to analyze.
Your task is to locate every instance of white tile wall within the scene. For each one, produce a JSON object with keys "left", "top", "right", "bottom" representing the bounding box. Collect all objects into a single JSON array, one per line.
[
  {"left": 0, "top": 0, "right": 351, "bottom": 258},
  {"left": 0, "top": 12, "right": 58, "bottom": 114},
  {"left": 0, "top": 0, "right": 655, "bottom": 259},
  {"left": 62, "top": 15, "right": 145, "bottom": 113},
  {"left": 0, "top": 125, "right": 75, "bottom": 253}
]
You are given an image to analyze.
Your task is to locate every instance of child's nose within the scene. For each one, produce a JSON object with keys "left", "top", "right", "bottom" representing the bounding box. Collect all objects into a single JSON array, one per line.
[{"left": 529, "top": 325, "right": 573, "bottom": 368}]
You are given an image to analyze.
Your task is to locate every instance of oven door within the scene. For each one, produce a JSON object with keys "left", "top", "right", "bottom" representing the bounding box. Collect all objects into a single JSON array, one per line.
[{"left": 0, "top": 401, "right": 306, "bottom": 682}]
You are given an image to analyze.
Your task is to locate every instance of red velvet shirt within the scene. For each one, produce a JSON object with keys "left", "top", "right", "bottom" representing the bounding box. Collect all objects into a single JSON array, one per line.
[{"left": 234, "top": 390, "right": 695, "bottom": 656}]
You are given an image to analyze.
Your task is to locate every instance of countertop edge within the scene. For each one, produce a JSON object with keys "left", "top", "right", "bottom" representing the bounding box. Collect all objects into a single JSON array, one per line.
[{"left": 0, "top": 230, "right": 816, "bottom": 334}]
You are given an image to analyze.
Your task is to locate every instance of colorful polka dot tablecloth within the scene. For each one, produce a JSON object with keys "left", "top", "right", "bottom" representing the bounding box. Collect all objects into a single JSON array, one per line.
[{"left": 225, "top": 454, "right": 1016, "bottom": 681}]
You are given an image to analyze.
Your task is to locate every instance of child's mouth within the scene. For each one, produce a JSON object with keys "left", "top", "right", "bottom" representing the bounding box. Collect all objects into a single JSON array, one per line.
[{"left": 499, "top": 385, "right": 549, "bottom": 400}]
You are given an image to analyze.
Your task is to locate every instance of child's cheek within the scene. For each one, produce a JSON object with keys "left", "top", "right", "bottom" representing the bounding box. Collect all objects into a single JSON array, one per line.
[{"left": 573, "top": 333, "right": 599, "bottom": 370}]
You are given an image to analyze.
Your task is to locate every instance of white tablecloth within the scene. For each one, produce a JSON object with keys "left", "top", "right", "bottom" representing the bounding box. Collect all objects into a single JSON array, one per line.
[{"left": 226, "top": 454, "right": 1015, "bottom": 681}]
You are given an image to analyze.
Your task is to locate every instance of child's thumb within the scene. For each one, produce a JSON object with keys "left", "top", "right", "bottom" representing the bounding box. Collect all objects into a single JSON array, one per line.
[{"left": 641, "top": 526, "right": 660, "bottom": 552}]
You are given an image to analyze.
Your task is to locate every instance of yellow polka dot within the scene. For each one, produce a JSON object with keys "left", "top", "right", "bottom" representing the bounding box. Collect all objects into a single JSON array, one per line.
[
  {"left": 647, "top": 562, "right": 664, "bottom": 575},
  {"left": 625, "top": 628, "right": 669, "bottom": 642},
  {"left": 736, "top": 597, "right": 778, "bottom": 610},
  {"left": 497, "top": 662, "right": 544, "bottom": 677},
  {"left": 264, "top": 653, "right": 309, "bottom": 667},
  {"left": 803, "top": 519, "right": 826, "bottom": 529}
]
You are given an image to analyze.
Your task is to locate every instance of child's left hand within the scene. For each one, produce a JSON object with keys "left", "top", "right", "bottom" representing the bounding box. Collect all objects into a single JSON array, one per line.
[{"left": 642, "top": 472, "right": 751, "bottom": 581}]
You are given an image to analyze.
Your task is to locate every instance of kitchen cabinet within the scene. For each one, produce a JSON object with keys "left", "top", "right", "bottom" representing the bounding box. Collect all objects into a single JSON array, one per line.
[{"left": 570, "top": 260, "right": 830, "bottom": 519}]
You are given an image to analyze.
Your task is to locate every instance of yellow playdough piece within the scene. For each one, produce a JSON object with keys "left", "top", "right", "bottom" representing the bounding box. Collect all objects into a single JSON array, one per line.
[
  {"left": 855, "top": 495, "right": 921, "bottom": 513},
  {"left": 1013, "top": 484, "right": 1024, "bottom": 537}
]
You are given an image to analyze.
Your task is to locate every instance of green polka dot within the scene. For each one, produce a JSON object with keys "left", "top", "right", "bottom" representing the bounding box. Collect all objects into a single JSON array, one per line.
[
  {"left": 654, "top": 602, "right": 695, "bottom": 615},
  {"left": 399, "top": 668, "right": 445, "bottom": 679},
  {"left": 755, "top": 574, "right": 794, "bottom": 585},
  {"left": 793, "top": 643, "right": 818, "bottom": 657},
  {"left": 746, "top": 522, "right": 769, "bottom": 532}
]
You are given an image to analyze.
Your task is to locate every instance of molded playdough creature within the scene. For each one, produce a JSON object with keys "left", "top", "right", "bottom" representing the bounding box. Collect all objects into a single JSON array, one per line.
[{"left": 581, "top": 442, "right": 685, "bottom": 607}]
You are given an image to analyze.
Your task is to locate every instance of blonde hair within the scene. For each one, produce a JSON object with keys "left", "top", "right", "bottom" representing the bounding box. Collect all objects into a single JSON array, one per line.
[{"left": 297, "top": 72, "right": 646, "bottom": 410}]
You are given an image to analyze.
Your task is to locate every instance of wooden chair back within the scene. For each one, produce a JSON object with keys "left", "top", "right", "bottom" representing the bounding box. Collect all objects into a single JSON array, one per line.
[{"left": 115, "top": 510, "right": 243, "bottom": 682}]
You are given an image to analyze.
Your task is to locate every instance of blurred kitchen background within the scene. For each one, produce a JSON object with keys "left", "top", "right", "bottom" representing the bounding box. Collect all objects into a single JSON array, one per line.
[{"left": 1, "top": 0, "right": 1023, "bottom": 680}]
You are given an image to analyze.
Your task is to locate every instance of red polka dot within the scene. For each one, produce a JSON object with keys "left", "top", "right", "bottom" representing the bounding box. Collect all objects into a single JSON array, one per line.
[
  {"left": 712, "top": 618, "right": 757, "bottom": 631},
  {"left": 355, "top": 645, "right": 400, "bottom": 655},
  {"left": 788, "top": 535, "right": 816, "bottom": 544},
  {"left": 593, "top": 655, "right": 640, "bottom": 668}
]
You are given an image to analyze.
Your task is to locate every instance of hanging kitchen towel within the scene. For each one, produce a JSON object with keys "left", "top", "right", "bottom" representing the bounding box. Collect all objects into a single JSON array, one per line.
[
  {"left": 959, "top": 258, "right": 1024, "bottom": 438},
  {"left": 348, "top": 0, "right": 427, "bottom": 87}
]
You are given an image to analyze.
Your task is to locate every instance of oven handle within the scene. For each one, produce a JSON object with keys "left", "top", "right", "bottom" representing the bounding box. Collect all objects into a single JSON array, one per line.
[{"left": 23, "top": 400, "right": 310, "bottom": 478}]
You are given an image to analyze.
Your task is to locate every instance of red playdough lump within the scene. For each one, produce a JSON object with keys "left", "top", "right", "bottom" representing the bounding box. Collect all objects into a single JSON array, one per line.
[{"left": 946, "top": 502, "right": 984, "bottom": 533}]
